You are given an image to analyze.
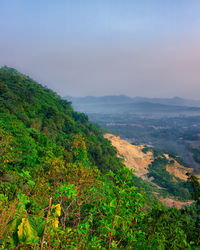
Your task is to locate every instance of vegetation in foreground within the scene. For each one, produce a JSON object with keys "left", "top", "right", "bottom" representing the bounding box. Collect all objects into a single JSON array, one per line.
[{"left": 0, "top": 67, "right": 200, "bottom": 249}]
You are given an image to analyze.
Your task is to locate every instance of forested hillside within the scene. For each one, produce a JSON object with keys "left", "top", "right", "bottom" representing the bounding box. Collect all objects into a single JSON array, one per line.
[{"left": 0, "top": 67, "right": 200, "bottom": 249}]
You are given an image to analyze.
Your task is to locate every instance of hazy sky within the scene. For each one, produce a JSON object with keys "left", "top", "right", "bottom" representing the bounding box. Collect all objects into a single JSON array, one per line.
[{"left": 1, "top": 0, "right": 200, "bottom": 98}]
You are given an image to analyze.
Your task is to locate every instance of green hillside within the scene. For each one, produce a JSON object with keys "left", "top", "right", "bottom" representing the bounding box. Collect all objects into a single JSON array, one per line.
[{"left": 0, "top": 67, "right": 199, "bottom": 249}]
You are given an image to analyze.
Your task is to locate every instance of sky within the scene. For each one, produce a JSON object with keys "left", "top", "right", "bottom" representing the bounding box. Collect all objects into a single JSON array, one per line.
[{"left": 0, "top": 0, "right": 200, "bottom": 99}]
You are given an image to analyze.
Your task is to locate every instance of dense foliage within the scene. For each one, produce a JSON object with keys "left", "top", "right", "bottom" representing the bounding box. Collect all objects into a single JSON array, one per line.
[
  {"left": 0, "top": 67, "right": 200, "bottom": 249},
  {"left": 148, "top": 156, "right": 191, "bottom": 200}
]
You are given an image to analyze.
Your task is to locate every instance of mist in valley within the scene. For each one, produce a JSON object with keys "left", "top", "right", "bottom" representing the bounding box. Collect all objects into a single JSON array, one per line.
[{"left": 66, "top": 95, "right": 200, "bottom": 173}]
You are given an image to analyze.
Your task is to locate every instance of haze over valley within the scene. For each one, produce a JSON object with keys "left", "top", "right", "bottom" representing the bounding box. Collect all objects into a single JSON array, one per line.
[
  {"left": 66, "top": 95, "right": 200, "bottom": 173},
  {"left": 1, "top": 1, "right": 200, "bottom": 248}
]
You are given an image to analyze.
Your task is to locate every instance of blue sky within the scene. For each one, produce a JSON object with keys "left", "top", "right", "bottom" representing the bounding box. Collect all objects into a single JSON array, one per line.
[{"left": 1, "top": 0, "right": 200, "bottom": 98}]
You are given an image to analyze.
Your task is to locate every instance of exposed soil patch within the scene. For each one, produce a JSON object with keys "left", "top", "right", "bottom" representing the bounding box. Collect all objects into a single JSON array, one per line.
[
  {"left": 104, "top": 133, "right": 193, "bottom": 180},
  {"left": 104, "top": 133, "right": 197, "bottom": 209},
  {"left": 104, "top": 133, "right": 152, "bottom": 178},
  {"left": 158, "top": 196, "right": 193, "bottom": 209}
]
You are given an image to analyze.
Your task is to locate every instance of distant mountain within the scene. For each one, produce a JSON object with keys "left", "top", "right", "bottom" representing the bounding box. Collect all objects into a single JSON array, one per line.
[
  {"left": 63, "top": 95, "right": 200, "bottom": 115},
  {"left": 65, "top": 95, "right": 133, "bottom": 104},
  {"left": 2, "top": 67, "right": 200, "bottom": 248},
  {"left": 64, "top": 95, "right": 200, "bottom": 107},
  {"left": 132, "top": 96, "right": 200, "bottom": 107}
]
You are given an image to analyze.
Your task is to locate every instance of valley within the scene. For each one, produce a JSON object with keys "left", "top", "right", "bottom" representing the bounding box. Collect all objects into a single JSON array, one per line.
[
  {"left": 0, "top": 67, "right": 200, "bottom": 248},
  {"left": 67, "top": 95, "right": 200, "bottom": 174},
  {"left": 2, "top": 0, "right": 200, "bottom": 248}
]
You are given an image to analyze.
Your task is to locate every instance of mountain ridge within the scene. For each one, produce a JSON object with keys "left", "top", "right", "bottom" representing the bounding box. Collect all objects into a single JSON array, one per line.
[
  {"left": 1, "top": 66, "right": 200, "bottom": 248},
  {"left": 65, "top": 95, "right": 200, "bottom": 107}
]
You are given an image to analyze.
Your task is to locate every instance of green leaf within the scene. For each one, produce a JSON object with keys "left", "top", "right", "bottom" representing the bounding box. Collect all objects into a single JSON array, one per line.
[
  {"left": 27, "top": 180, "right": 35, "bottom": 186},
  {"left": 18, "top": 218, "right": 39, "bottom": 244},
  {"left": 110, "top": 199, "right": 117, "bottom": 208}
]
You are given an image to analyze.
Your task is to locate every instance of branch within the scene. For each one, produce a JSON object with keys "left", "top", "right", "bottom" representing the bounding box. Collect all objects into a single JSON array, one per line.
[{"left": 40, "top": 197, "right": 52, "bottom": 250}]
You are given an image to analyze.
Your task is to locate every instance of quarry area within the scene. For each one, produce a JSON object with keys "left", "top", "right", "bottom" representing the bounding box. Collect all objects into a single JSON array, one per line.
[{"left": 104, "top": 133, "right": 199, "bottom": 208}]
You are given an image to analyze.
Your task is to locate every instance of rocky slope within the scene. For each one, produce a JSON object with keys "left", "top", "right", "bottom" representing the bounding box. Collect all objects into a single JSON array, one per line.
[
  {"left": 104, "top": 133, "right": 198, "bottom": 208},
  {"left": 104, "top": 133, "right": 193, "bottom": 181}
]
